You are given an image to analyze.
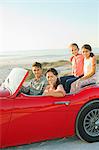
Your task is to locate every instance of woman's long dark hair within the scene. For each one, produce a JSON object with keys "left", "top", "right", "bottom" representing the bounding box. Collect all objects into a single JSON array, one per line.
[
  {"left": 46, "top": 68, "right": 60, "bottom": 89},
  {"left": 82, "top": 44, "right": 94, "bottom": 57}
]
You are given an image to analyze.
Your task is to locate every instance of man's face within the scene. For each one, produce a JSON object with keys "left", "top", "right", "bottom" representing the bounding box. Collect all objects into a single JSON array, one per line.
[{"left": 32, "top": 66, "right": 42, "bottom": 79}]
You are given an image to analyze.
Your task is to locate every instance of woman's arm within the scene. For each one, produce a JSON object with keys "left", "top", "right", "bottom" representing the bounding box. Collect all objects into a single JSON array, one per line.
[
  {"left": 44, "top": 90, "right": 65, "bottom": 97},
  {"left": 43, "top": 85, "right": 66, "bottom": 97}
]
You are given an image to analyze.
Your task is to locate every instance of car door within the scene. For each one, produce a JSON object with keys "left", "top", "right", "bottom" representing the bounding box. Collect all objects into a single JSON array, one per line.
[
  {"left": 6, "top": 94, "right": 70, "bottom": 147},
  {"left": 0, "top": 98, "right": 14, "bottom": 148}
]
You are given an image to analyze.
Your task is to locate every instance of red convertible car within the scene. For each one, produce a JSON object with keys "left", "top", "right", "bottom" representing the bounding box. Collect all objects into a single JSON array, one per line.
[{"left": 0, "top": 68, "right": 99, "bottom": 148}]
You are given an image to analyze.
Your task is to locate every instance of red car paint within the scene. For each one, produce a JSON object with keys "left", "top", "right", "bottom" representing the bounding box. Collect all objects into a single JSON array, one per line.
[
  {"left": 0, "top": 69, "right": 99, "bottom": 148},
  {"left": 0, "top": 87, "right": 10, "bottom": 97}
]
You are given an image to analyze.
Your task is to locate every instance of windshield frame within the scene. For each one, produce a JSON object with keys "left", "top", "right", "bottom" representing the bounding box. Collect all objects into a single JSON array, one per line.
[{"left": 1, "top": 68, "right": 28, "bottom": 97}]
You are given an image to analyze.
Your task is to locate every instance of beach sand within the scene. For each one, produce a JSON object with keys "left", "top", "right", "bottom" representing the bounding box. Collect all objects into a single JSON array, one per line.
[
  {"left": 0, "top": 58, "right": 99, "bottom": 84},
  {"left": 0, "top": 59, "right": 72, "bottom": 84}
]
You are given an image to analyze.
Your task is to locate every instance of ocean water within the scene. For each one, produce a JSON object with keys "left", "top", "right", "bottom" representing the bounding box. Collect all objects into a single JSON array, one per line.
[{"left": 0, "top": 48, "right": 98, "bottom": 62}]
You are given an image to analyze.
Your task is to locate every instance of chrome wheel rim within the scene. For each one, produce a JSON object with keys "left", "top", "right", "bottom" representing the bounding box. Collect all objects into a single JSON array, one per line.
[{"left": 84, "top": 109, "right": 99, "bottom": 137}]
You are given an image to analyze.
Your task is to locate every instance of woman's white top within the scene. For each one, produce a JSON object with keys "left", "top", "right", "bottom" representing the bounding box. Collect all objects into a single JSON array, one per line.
[
  {"left": 84, "top": 57, "right": 96, "bottom": 79},
  {"left": 84, "top": 57, "right": 92, "bottom": 75}
]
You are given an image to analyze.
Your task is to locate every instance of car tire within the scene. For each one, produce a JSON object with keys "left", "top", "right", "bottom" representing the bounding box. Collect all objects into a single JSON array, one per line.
[{"left": 76, "top": 100, "right": 99, "bottom": 142}]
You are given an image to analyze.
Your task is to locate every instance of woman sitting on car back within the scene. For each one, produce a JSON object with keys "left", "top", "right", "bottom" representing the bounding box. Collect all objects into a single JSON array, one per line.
[{"left": 71, "top": 44, "right": 96, "bottom": 92}]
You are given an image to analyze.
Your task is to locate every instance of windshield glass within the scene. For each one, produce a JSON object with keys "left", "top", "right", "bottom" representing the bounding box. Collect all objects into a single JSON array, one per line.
[{"left": 1, "top": 68, "right": 28, "bottom": 95}]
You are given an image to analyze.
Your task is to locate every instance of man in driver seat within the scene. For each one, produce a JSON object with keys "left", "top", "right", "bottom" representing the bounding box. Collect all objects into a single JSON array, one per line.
[{"left": 22, "top": 62, "right": 47, "bottom": 95}]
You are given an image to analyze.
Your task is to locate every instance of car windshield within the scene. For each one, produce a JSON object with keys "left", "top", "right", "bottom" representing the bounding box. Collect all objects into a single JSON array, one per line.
[{"left": 1, "top": 68, "right": 28, "bottom": 95}]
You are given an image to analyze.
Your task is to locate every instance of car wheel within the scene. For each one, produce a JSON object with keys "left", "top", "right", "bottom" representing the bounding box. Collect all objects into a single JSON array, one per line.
[{"left": 76, "top": 100, "right": 99, "bottom": 142}]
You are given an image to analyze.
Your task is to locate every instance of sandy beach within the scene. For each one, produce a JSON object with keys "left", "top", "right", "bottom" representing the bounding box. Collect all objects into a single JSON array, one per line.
[
  {"left": 0, "top": 63, "right": 99, "bottom": 86},
  {"left": 0, "top": 54, "right": 99, "bottom": 83},
  {"left": 0, "top": 57, "right": 71, "bottom": 84}
]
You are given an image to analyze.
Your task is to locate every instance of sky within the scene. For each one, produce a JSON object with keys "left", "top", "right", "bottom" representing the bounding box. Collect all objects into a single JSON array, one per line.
[{"left": 0, "top": 0, "right": 99, "bottom": 53}]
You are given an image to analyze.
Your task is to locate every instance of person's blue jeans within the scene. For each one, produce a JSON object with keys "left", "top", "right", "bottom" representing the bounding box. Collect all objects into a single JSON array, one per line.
[{"left": 60, "top": 75, "right": 83, "bottom": 93}]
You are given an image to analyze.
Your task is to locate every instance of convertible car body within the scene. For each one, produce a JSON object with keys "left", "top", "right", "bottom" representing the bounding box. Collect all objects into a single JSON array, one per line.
[{"left": 0, "top": 68, "right": 99, "bottom": 148}]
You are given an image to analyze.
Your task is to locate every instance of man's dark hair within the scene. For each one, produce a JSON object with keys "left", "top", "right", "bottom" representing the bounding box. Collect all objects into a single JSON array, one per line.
[{"left": 32, "top": 62, "right": 42, "bottom": 68}]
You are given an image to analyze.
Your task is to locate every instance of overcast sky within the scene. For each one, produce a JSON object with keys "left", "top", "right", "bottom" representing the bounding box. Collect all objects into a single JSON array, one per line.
[{"left": 0, "top": 0, "right": 99, "bottom": 52}]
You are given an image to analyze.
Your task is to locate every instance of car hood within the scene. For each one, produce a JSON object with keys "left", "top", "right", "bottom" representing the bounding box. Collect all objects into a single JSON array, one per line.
[{"left": 0, "top": 68, "right": 28, "bottom": 97}]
